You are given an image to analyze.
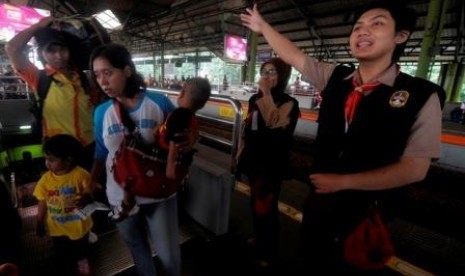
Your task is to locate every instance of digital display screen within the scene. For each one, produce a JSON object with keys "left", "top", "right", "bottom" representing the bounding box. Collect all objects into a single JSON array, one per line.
[
  {"left": 0, "top": 4, "right": 50, "bottom": 43},
  {"left": 224, "top": 34, "right": 247, "bottom": 62}
]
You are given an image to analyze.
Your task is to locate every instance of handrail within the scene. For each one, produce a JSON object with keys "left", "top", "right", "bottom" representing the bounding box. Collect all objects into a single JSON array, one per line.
[
  {"left": 147, "top": 87, "right": 243, "bottom": 174},
  {"left": 0, "top": 75, "right": 33, "bottom": 100}
]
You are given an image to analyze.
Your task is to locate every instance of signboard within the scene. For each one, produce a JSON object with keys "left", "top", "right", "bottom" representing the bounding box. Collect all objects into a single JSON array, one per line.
[
  {"left": 0, "top": 4, "right": 50, "bottom": 43},
  {"left": 257, "top": 50, "right": 272, "bottom": 63},
  {"left": 224, "top": 34, "right": 247, "bottom": 62}
]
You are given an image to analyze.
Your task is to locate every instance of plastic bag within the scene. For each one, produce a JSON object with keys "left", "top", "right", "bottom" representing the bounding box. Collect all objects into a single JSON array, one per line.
[{"left": 343, "top": 206, "right": 395, "bottom": 270}]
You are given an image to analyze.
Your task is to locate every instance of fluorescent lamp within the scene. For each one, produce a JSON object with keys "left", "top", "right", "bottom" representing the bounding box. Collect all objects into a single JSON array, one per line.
[
  {"left": 19, "top": 125, "right": 31, "bottom": 130},
  {"left": 93, "top": 9, "right": 122, "bottom": 31}
]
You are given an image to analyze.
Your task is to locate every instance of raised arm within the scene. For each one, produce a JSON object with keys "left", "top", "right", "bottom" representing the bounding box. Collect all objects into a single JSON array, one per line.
[
  {"left": 255, "top": 77, "right": 294, "bottom": 128},
  {"left": 241, "top": 4, "right": 306, "bottom": 72},
  {"left": 4, "top": 17, "right": 54, "bottom": 71}
]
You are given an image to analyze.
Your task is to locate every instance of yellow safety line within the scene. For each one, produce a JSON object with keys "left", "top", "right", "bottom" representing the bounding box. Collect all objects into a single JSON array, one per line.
[
  {"left": 386, "top": 257, "right": 435, "bottom": 276},
  {"left": 235, "top": 181, "right": 436, "bottom": 276},
  {"left": 235, "top": 181, "right": 303, "bottom": 223}
]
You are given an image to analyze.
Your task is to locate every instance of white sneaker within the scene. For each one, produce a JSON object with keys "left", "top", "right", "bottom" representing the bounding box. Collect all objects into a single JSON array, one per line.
[{"left": 88, "top": 231, "right": 98, "bottom": 244}]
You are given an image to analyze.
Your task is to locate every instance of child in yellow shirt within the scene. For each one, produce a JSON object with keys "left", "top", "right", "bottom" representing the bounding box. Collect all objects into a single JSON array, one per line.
[{"left": 33, "top": 134, "right": 93, "bottom": 276}]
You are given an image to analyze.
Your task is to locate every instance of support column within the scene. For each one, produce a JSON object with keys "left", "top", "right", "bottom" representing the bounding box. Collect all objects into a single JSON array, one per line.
[
  {"left": 247, "top": 32, "right": 258, "bottom": 83},
  {"left": 416, "top": 0, "right": 448, "bottom": 79},
  {"left": 442, "top": 63, "right": 458, "bottom": 102},
  {"left": 160, "top": 42, "right": 165, "bottom": 87},
  {"left": 152, "top": 51, "right": 157, "bottom": 84},
  {"left": 450, "top": 63, "right": 465, "bottom": 102},
  {"left": 438, "top": 63, "right": 448, "bottom": 88},
  {"left": 195, "top": 49, "right": 199, "bottom": 77}
]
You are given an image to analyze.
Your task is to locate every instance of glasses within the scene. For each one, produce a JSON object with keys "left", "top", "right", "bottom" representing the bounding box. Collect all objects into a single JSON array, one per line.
[{"left": 260, "top": 69, "right": 278, "bottom": 77}]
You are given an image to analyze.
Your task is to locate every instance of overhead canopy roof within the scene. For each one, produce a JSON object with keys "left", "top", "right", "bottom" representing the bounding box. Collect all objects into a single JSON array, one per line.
[{"left": 21, "top": 0, "right": 465, "bottom": 63}]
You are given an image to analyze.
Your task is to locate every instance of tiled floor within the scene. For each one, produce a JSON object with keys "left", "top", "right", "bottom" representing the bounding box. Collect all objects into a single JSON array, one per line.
[{"left": 17, "top": 204, "right": 203, "bottom": 276}]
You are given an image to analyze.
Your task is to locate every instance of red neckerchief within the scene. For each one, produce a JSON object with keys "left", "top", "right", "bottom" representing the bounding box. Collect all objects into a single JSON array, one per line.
[{"left": 345, "top": 77, "right": 380, "bottom": 125}]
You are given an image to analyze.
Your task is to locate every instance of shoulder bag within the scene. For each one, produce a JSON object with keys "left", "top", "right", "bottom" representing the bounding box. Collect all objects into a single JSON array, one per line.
[
  {"left": 343, "top": 202, "right": 395, "bottom": 270},
  {"left": 111, "top": 101, "right": 186, "bottom": 198}
]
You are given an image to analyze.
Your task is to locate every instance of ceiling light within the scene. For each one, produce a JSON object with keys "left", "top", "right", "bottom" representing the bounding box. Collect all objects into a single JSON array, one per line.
[{"left": 93, "top": 9, "right": 122, "bottom": 31}]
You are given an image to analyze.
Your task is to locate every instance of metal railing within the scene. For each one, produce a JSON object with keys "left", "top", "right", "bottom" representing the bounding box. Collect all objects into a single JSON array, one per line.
[{"left": 0, "top": 76, "right": 33, "bottom": 100}]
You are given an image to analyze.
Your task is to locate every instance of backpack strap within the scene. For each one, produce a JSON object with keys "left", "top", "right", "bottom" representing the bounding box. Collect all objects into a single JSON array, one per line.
[
  {"left": 77, "top": 70, "right": 90, "bottom": 92},
  {"left": 29, "top": 70, "right": 53, "bottom": 141},
  {"left": 35, "top": 69, "right": 55, "bottom": 121},
  {"left": 36, "top": 69, "right": 53, "bottom": 103}
]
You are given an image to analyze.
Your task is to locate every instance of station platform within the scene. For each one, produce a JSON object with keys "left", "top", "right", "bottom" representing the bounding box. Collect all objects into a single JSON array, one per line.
[
  {"left": 16, "top": 171, "right": 465, "bottom": 276},
  {"left": 11, "top": 130, "right": 465, "bottom": 276}
]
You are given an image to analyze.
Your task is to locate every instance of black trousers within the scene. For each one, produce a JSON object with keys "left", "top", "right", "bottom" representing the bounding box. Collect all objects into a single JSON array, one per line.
[
  {"left": 51, "top": 233, "right": 89, "bottom": 276},
  {"left": 249, "top": 174, "right": 282, "bottom": 262}
]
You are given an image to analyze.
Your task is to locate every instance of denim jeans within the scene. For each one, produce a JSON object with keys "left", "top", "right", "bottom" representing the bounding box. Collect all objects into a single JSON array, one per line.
[{"left": 116, "top": 195, "right": 181, "bottom": 276}]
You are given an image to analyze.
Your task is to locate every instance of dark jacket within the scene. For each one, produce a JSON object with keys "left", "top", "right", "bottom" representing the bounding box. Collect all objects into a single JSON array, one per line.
[
  {"left": 306, "top": 64, "right": 446, "bottom": 233},
  {"left": 238, "top": 92, "right": 300, "bottom": 178}
]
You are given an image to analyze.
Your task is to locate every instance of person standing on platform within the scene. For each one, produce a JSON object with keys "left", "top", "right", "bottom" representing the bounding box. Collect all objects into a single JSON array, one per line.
[
  {"left": 118, "top": 77, "right": 211, "bottom": 220},
  {"left": 293, "top": 75, "right": 301, "bottom": 94},
  {"left": 241, "top": 1, "right": 445, "bottom": 274},
  {"left": 89, "top": 43, "right": 193, "bottom": 276},
  {"left": 236, "top": 57, "right": 300, "bottom": 268},
  {"left": 161, "top": 77, "right": 210, "bottom": 180},
  {"left": 4, "top": 17, "right": 98, "bottom": 171},
  {"left": 33, "top": 134, "right": 93, "bottom": 276}
]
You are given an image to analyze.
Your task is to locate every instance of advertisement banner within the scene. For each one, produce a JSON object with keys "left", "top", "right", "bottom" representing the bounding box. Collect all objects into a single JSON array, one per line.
[{"left": 0, "top": 4, "right": 50, "bottom": 43}]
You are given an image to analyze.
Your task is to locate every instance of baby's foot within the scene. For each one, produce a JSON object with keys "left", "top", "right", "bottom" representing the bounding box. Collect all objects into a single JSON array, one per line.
[{"left": 108, "top": 203, "right": 139, "bottom": 222}]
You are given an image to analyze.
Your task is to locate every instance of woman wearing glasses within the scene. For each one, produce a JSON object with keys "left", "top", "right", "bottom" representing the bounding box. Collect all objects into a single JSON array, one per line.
[{"left": 236, "top": 57, "right": 300, "bottom": 268}]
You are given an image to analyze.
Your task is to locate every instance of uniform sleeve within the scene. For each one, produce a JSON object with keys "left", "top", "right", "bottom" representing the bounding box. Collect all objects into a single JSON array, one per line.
[
  {"left": 77, "top": 168, "right": 92, "bottom": 191},
  {"left": 14, "top": 62, "right": 40, "bottom": 91},
  {"left": 300, "top": 56, "right": 336, "bottom": 92},
  {"left": 403, "top": 93, "right": 442, "bottom": 159},
  {"left": 32, "top": 176, "right": 46, "bottom": 201}
]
